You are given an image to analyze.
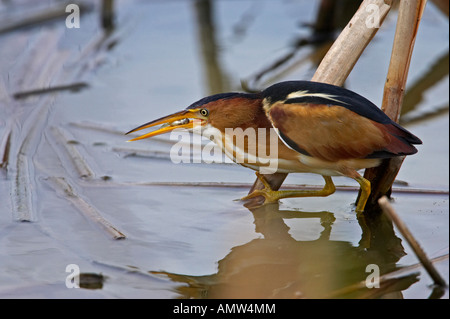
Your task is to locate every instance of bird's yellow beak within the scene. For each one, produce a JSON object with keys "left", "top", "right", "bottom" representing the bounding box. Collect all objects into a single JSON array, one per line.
[{"left": 125, "top": 109, "right": 206, "bottom": 142}]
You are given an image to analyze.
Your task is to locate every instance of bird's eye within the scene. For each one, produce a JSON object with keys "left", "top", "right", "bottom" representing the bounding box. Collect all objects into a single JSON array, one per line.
[{"left": 199, "top": 109, "right": 209, "bottom": 117}]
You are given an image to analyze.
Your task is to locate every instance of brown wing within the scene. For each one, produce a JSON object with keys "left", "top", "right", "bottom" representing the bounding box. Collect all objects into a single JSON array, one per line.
[{"left": 268, "top": 102, "right": 393, "bottom": 162}]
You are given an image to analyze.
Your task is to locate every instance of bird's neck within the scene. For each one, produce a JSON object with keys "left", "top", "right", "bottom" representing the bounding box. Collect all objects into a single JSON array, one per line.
[{"left": 210, "top": 98, "right": 270, "bottom": 133}]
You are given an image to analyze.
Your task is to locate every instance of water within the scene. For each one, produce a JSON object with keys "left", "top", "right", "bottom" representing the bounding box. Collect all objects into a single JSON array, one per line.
[{"left": 0, "top": 0, "right": 448, "bottom": 298}]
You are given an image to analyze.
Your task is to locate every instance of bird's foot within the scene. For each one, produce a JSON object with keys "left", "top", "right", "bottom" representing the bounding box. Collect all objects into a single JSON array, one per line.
[
  {"left": 240, "top": 173, "right": 338, "bottom": 206},
  {"left": 240, "top": 172, "right": 280, "bottom": 204}
]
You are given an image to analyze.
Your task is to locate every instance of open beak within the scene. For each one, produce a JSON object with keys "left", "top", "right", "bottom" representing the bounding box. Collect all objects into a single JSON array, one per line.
[{"left": 125, "top": 109, "right": 206, "bottom": 142}]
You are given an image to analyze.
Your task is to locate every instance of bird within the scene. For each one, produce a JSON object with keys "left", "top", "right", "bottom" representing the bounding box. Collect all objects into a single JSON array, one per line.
[{"left": 126, "top": 81, "right": 422, "bottom": 213}]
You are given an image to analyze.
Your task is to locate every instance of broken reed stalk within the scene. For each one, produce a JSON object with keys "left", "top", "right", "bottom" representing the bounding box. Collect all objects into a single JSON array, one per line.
[
  {"left": 12, "top": 154, "right": 34, "bottom": 222},
  {"left": 378, "top": 196, "right": 447, "bottom": 287},
  {"left": 361, "top": 0, "right": 427, "bottom": 210},
  {"left": 49, "top": 126, "right": 94, "bottom": 179},
  {"left": 46, "top": 176, "right": 126, "bottom": 240},
  {"left": 249, "top": 0, "right": 393, "bottom": 201}
]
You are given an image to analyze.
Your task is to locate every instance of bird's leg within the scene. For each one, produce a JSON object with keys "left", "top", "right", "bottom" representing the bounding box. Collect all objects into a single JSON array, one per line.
[
  {"left": 341, "top": 168, "right": 371, "bottom": 213},
  {"left": 241, "top": 172, "right": 336, "bottom": 204},
  {"left": 354, "top": 175, "right": 371, "bottom": 214}
]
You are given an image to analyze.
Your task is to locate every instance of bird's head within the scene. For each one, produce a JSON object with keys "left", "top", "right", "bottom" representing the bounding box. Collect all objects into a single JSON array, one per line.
[{"left": 126, "top": 92, "right": 262, "bottom": 141}]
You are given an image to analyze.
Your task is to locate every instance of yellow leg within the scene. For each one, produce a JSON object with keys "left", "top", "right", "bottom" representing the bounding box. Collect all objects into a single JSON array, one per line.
[
  {"left": 354, "top": 176, "right": 371, "bottom": 214},
  {"left": 241, "top": 172, "right": 336, "bottom": 204}
]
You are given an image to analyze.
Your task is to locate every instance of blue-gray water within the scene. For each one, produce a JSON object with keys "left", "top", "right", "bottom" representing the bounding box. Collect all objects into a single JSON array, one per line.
[{"left": 0, "top": 0, "right": 448, "bottom": 298}]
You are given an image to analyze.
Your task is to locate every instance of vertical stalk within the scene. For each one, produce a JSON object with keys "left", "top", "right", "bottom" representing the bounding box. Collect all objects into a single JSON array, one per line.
[{"left": 361, "top": 0, "right": 427, "bottom": 211}]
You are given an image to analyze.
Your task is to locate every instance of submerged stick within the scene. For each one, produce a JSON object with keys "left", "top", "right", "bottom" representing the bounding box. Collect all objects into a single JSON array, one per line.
[
  {"left": 0, "top": 2, "right": 92, "bottom": 35},
  {"left": 0, "top": 129, "right": 11, "bottom": 169},
  {"left": 112, "top": 147, "right": 173, "bottom": 161},
  {"left": 88, "top": 180, "right": 448, "bottom": 195},
  {"left": 378, "top": 196, "right": 447, "bottom": 287},
  {"left": 49, "top": 126, "right": 94, "bottom": 179},
  {"left": 13, "top": 82, "right": 88, "bottom": 100},
  {"left": 46, "top": 176, "right": 126, "bottom": 240}
]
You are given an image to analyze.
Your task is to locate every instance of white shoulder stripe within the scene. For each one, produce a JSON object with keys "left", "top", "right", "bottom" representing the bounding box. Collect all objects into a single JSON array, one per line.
[{"left": 286, "top": 91, "right": 348, "bottom": 105}]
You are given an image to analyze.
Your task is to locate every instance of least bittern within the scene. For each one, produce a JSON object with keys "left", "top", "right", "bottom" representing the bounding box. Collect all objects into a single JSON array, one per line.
[{"left": 126, "top": 81, "right": 421, "bottom": 213}]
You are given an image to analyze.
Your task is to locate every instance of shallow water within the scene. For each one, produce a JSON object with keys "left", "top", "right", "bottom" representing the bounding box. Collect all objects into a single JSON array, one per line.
[{"left": 0, "top": 0, "right": 448, "bottom": 298}]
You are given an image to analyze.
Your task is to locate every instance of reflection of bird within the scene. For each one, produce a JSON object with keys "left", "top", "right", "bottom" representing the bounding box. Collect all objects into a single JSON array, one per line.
[
  {"left": 126, "top": 81, "right": 421, "bottom": 213},
  {"left": 149, "top": 204, "right": 414, "bottom": 299}
]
